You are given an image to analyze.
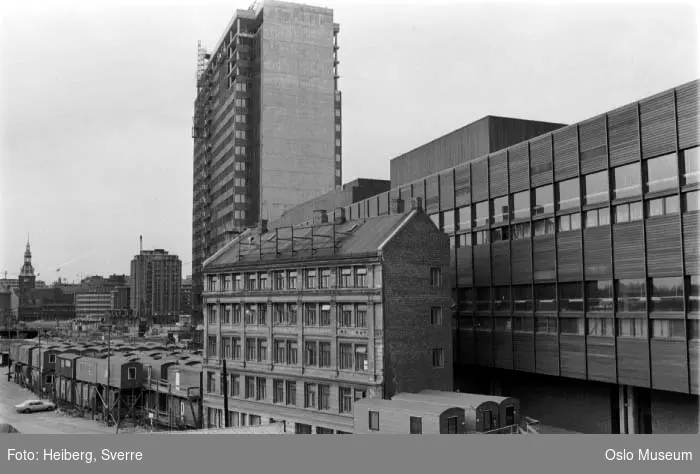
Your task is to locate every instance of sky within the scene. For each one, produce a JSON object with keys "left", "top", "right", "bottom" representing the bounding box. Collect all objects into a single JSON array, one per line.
[{"left": 0, "top": 0, "right": 698, "bottom": 282}]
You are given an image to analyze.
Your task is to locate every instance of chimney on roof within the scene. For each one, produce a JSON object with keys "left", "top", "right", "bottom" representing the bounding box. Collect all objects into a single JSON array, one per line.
[
  {"left": 313, "top": 209, "right": 328, "bottom": 225},
  {"left": 258, "top": 219, "right": 268, "bottom": 234},
  {"left": 334, "top": 207, "right": 346, "bottom": 224},
  {"left": 410, "top": 197, "right": 423, "bottom": 211},
  {"left": 390, "top": 198, "right": 405, "bottom": 214}
]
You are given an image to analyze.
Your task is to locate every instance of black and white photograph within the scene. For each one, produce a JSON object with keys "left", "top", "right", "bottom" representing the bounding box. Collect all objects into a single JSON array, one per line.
[{"left": 1, "top": 0, "right": 699, "bottom": 451}]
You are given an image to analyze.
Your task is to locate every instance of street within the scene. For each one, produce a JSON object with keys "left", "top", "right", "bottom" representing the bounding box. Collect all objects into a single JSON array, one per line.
[{"left": 0, "top": 373, "right": 113, "bottom": 434}]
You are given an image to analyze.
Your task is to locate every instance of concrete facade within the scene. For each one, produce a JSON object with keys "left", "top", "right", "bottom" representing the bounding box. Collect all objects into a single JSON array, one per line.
[{"left": 74, "top": 293, "right": 112, "bottom": 319}]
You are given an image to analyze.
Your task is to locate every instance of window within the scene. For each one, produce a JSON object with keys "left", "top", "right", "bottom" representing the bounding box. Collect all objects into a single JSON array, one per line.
[
  {"left": 258, "top": 273, "right": 268, "bottom": 290},
  {"left": 447, "top": 416, "right": 459, "bottom": 434},
  {"left": 557, "top": 178, "right": 581, "bottom": 210},
  {"left": 646, "top": 195, "right": 680, "bottom": 217},
  {"left": 287, "top": 271, "right": 297, "bottom": 289},
  {"left": 355, "top": 304, "right": 367, "bottom": 327},
  {"left": 560, "top": 318, "right": 585, "bottom": 335},
  {"left": 246, "top": 273, "right": 256, "bottom": 291},
  {"left": 287, "top": 341, "right": 298, "bottom": 365},
  {"left": 587, "top": 317, "right": 614, "bottom": 337},
  {"left": 355, "top": 345, "right": 368, "bottom": 371},
  {"left": 207, "top": 336, "right": 217, "bottom": 358},
  {"left": 48, "top": 354, "right": 56, "bottom": 363},
  {"left": 535, "top": 317, "right": 557, "bottom": 334},
  {"left": 274, "top": 272, "right": 284, "bottom": 290},
  {"left": 339, "top": 268, "right": 353, "bottom": 288},
  {"left": 492, "top": 196, "right": 509, "bottom": 224},
  {"left": 475, "top": 230, "right": 490, "bottom": 245},
  {"left": 432, "top": 348, "right": 444, "bottom": 368},
  {"left": 127, "top": 367, "right": 136, "bottom": 380},
  {"left": 474, "top": 201, "right": 489, "bottom": 227},
  {"left": 558, "top": 213, "right": 581, "bottom": 232},
  {"left": 222, "top": 337, "right": 232, "bottom": 359},
  {"left": 614, "top": 202, "right": 643, "bottom": 223},
  {"left": 584, "top": 171, "right": 609, "bottom": 205},
  {"left": 511, "top": 222, "right": 531, "bottom": 240},
  {"left": 245, "top": 376, "right": 254, "bottom": 398},
  {"left": 476, "top": 287, "right": 491, "bottom": 311},
  {"left": 442, "top": 210, "right": 455, "bottom": 233},
  {"left": 339, "top": 304, "right": 352, "bottom": 327},
  {"left": 682, "top": 147, "right": 700, "bottom": 185},
  {"left": 510, "top": 316, "right": 531, "bottom": 332},
  {"left": 410, "top": 416, "right": 423, "bottom": 434},
  {"left": 295, "top": 423, "right": 312, "bottom": 434},
  {"left": 355, "top": 268, "right": 368, "bottom": 287},
  {"left": 559, "top": 282, "right": 584, "bottom": 312},
  {"left": 286, "top": 381, "right": 296, "bottom": 406},
  {"left": 430, "top": 267, "right": 442, "bottom": 287},
  {"left": 459, "top": 288, "right": 474, "bottom": 312},
  {"left": 494, "top": 317, "right": 512, "bottom": 331},
  {"left": 320, "top": 269, "right": 331, "bottom": 288},
  {"left": 688, "top": 321, "right": 699, "bottom": 340},
  {"left": 649, "top": 277, "right": 684, "bottom": 312},
  {"left": 475, "top": 316, "right": 492, "bottom": 330},
  {"left": 491, "top": 226, "right": 509, "bottom": 242},
  {"left": 233, "top": 338, "right": 241, "bottom": 359},
  {"left": 319, "top": 342, "right": 331, "bottom": 367},
  {"left": 533, "top": 218, "right": 555, "bottom": 236},
  {"left": 304, "top": 383, "right": 317, "bottom": 408},
  {"left": 684, "top": 191, "right": 700, "bottom": 212},
  {"left": 320, "top": 305, "right": 332, "bottom": 326},
  {"left": 245, "top": 304, "right": 256, "bottom": 324},
  {"left": 256, "top": 377, "right": 266, "bottom": 400},
  {"left": 458, "top": 232, "right": 472, "bottom": 247},
  {"left": 231, "top": 375, "right": 240, "bottom": 396},
  {"left": 305, "top": 341, "right": 317, "bottom": 366},
  {"left": 651, "top": 320, "right": 685, "bottom": 340},
  {"left": 616, "top": 279, "right": 647, "bottom": 312},
  {"left": 533, "top": 185, "right": 554, "bottom": 215},
  {"left": 645, "top": 153, "right": 679, "bottom": 193},
  {"left": 245, "top": 338, "right": 256, "bottom": 361},
  {"left": 513, "top": 285, "right": 533, "bottom": 312},
  {"left": 305, "top": 270, "right": 316, "bottom": 289},
  {"left": 339, "top": 343, "right": 353, "bottom": 370},
  {"left": 340, "top": 387, "right": 353, "bottom": 413},
  {"left": 304, "top": 304, "right": 317, "bottom": 326},
  {"left": 617, "top": 318, "right": 647, "bottom": 338},
  {"left": 613, "top": 163, "right": 642, "bottom": 199},
  {"left": 273, "top": 340, "right": 286, "bottom": 364},
  {"left": 688, "top": 275, "right": 700, "bottom": 312},
  {"left": 458, "top": 206, "right": 472, "bottom": 230},
  {"left": 318, "top": 385, "right": 330, "bottom": 410},
  {"left": 585, "top": 207, "right": 610, "bottom": 228},
  {"left": 512, "top": 191, "right": 530, "bottom": 220},
  {"left": 586, "top": 280, "right": 614, "bottom": 312},
  {"left": 535, "top": 284, "right": 556, "bottom": 312},
  {"left": 493, "top": 286, "right": 511, "bottom": 312},
  {"left": 257, "top": 339, "right": 267, "bottom": 362},
  {"left": 369, "top": 411, "right": 380, "bottom": 431},
  {"left": 287, "top": 304, "right": 298, "bottom": 325}
]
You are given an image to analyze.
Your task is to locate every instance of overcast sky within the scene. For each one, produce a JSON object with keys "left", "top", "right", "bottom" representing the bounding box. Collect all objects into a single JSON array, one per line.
[{"left": 0, "top": 0, "right": 697, "bottom": 282}]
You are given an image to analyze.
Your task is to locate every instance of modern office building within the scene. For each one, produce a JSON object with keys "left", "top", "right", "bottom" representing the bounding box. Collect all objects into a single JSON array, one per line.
[
  {"left": 130, "top": 249, "right": 182, "bottom": 322},
  {"left": 191, "top": 0, "right": 342, "bottom": 324},
  {"left": 282, "top": 79, "right": 700, "bottom": 434},
  {"left": 75, "top": 293, "right": 112, "bottom": 319},
  {"left": 199, "top": 202, "right": 453, "bottom": 433}
]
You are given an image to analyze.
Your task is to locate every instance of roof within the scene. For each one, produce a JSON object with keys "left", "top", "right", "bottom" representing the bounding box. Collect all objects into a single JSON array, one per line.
[
  {"left": 418, "top": 390, "right": 514, "bottom": 406},
  {"left": 354, "top": 397, "right": 452, "bottom": 418},
  {"left": 392, "top": 391, "right": 504, "bottom": 409},
  {"left": 159, "top": 423, "right": 288, "bottom": 435},
  {"left": 204, "top": 212, "right": 415, "bottom": 270}
]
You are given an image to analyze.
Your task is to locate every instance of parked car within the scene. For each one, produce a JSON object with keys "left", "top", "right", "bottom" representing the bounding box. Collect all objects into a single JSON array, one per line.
[{"left": 15, "top": 400, "right": 56, "bottom": 414}]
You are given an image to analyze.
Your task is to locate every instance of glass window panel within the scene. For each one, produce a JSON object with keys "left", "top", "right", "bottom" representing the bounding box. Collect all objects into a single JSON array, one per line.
[
  {"left": 512, "top": 191, "right": 530, "bottom": 220},
  {"left": 646, "top": 198, "right": 664, "bottom": 217},
  {"left": 442, "top": 210, "right": 455, "bottom": 233},
  {"left": 557, "top": 178, "right": 580, "bottom": 211},
  {"left": 535, "top": 284, "right": 556, "bottom": 312},
  {"left": 683, "top": 147, "right": 700, "bottom": 185},
  {"left": 649, "top": 277, "right": 684, "bottom": 312},
  {"left": 616, "top": 279, "right": 647, "bottom": 312},
  {"left": 665, "top": 195, "right": 680, "bottom": 214},
  {"left": 491, "top": 226, "right": 509, "bottom": 242},
  {"left": 513, "top": 316, "right": 534, "bottom": 332},
  {"left": 646, "top": 153, "right": 679, "bottom": 193},
  {"left": 475, "top": 230, "right": 490, "bottom": 245},
  {"left": 560, "top": 318, "right": 585, "bottom": 335},
  {"left": 629, "top": 201, "right": 643, "bottom": 221},
  {"left": 616, "top": 318, "right": 648, "bottom": 338},
  {"left": 585, "top": 210, "right": 599, "bottom": 228},
  {"left": 613, "top": 163, "right": 642, "bottom": 199},
  {"left": 459, "top": 288, "right": 474, "bottom": 312},
  {"left": 458, "top": 206, "right": 471, "bottom": 230},
  {"left": 559, "top": 282, "right": 584, "bottom": 312},
  {"left": 492, "top": 196, "right": 509, "bottom": 224},
  {"left": 685, "top": 191, "right": 700, "bottom": 212},
  {"left": 493, "top": 286, "right": 511, "bottom": 312},
  {"left": 599, "top": 207, "right": 610, "bottom": 225},
  {"left": 584, "top": 171, "right": 609, "bottom": 205},
  {"left": 494, "top": 318, "right": 512, "bottom": 331},
  {"left": 535, "top": 317, "right": 557, "bottom": 333},
  {"left": 533, "top": 218, "right": 555, "bottom": 236},
  {"left": 651, "top": 320, "right": 686, "bottom": 339},
  {"left": 614, "top": 204, "right": 630, "bottom": 224},
  {"left": 458, "top": 233, "right": 471, "bottom": 247},
  {"left": 688, "top": 276, "right": 700, "bottom": 312},
  {"left": 474, "top": 201, "right": 489, "bottom": 227},
  {"left": 570, "top": 212, "right": 581, "bottom": 230},
  {"left": 513, "top": 285, "right": 533, "bottom": 312},
  {"left": 533, "top": 185, "right": 554, "bottom": 215},
  {"left": 586, "top": 280, "right": 614, "bottom": 312},
  {"left": 587, "top": 317, "right": 615, "bottom": 337},
  {"left": 511, "top": 222, "right": 531, "bottom": 240},
  {"left": 558, "top": 215, "right": 571, "bottom": 232},
  {"left": 476, "top": 288, "right": 491, "bottom": 311}
]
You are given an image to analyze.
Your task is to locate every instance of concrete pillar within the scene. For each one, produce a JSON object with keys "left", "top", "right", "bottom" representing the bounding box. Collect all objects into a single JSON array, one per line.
[
  {"left": 619, "top": 385, "right": 628, "bottom": 434},
  {"left": 626, "top": 386, "right": 637, "bottom": 434}
]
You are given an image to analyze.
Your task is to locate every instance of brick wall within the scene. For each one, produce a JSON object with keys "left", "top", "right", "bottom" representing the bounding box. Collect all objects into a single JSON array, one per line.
[
  {"left": 651, "top": 391, "right": 700, "bottom": 434},
  {"left": 381, "top": 210, "right": 453, "bottom": 397}
]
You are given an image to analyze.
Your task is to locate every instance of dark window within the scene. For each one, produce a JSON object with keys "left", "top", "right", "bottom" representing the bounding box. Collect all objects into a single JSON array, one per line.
[
  {"left": 513, "top": 285, "right": 533, "bottom": 312},
  {"left": 442, "top": 210, "right": 455, "bottom": 233},
  {"left": 682, "top": 147, "right": 700, "bottom": 185},
  {"left": 446, "top": 416, "right": 459, "bottom": 434},
  {"left": 558, "top": 213, "right": 581, "bottom": 232},
  {"left": 492, "top": 196, "right": 509, "bottom": 224},
  {"left": 649, "top": 277, "right": 684, "bottom": 312},
  {"left": 646, "top": 195, "right": 680, "bottom": 217},
  {"left": 559, "top": 282, "right": 584, "bottom": 312},
  {"left": 493, "top": 286, "right": 511, "bottom": 312},
  {"left": 475, "top": 317, "right": 492, "bottom": 330},
  {"left": 616, "top": 279, "right": 647, "bottom": 312},
  {"left": 614, "top": 202, "right": 643, "bottom": 223},
  {"left": 535, "top": 317, "right": 557, "bottom": 333},
  {"left": 511, "top": 222, "right": 531, "bottom": 240},
  {"left": 410, "top": 416, "right": 423, "bottom": 434},
  {"left": 587, "top": 317, "right": 615, "bottom": 337},
  {"left": 474, "top": 201, "right": 489, "bottom": 227},
  {"left": 369, "top": 411, "right": 380, "bottom": 431},
  {"left": 586, "top": 280, "right": 614, "bottom": 312},
  {"left": 584, "top": 171, "right": 609, "bottom": 205},
  {"left": 319, "top": 342, "right": 331, "bottom": 367},
  {"left": 339, "top": 387, "right": 353, "bottom": 413},
  {"left": 533, "top": 218, "right": 555, "bottom": 236},
  {"left": 432, "top": 348, "right": 445, "bottom": 367},
  {"left": 318, "top": 384, "right": 330, "bottom": 410},
  {"left": 684, "top": 191, "right": 700, "bottom": 212},
  {"left": 494, "top": 317, "right": 512, "bottom": 331},
  {"left": 513, "top": 316, "right": 534, "bottom": 332},
  {"left": 613, "top": 163, "right": 642, "bottom": 199},
  {"left": 491, "top": 226, "right": 509, "bottom": 241},
  {"left": 458, "top": 232, "right": 472, "bottom": 247},
  {"left": 688, "top": 275, "right": 700, "bottom": 312},
  {"left": 557, "top": 178, "right": 580, "bottom": 211},
  {"left": 533, "top": 185, "right": 554, "bottom": 215},
  {"left": 459, "top": 288, "right": 474, "bottom": 312},
  {"left": 617, "top": 318, "right": 647, "bottom": 338},
  {"left": 645, "top": 153, "right": 679, "bottom": 193},
  {"left": 584, "top": 207, "right": 610, "bottom": 228},
  {"left": 512, "top": 190, "right": 530, "bottom": 220},
  {"left": 475, "top": 230, "right": 490, "bottom": 245},
  {"left": 431, "top": 307, "right": 443, "bottom": 325},
  {"left": 535, "top": 284, "right": 556, "bottom": 312},
  {"left": 476, "top": 287, "right": 491, "bottom": 311},
  {"left": 458, "top": 206, "right": 472, "bottom": 231},
  {"left": 295, "top": 423, "right": 312, "bottom": 434},
  {"left": 430, "top": 268, "right": 442, "bottom": 287},
  {"left": 273, "top": 380, "right": 284, "bottom": 403},
  {"left": 688, "top": 320, "right": 699, "bottom": 340},
  {"left": 651, "top": 320, "right": 685, "bottom": 340},
  {"left": 560, "top": 318, "right": 584, "bottom": 335}
]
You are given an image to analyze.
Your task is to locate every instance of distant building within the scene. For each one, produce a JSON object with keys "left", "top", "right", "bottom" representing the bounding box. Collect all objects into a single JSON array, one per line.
[
  {"left": 130, "top": 249, "right": 182, "bottom": 324},
  {"left": 110, "top": 286, "right": 131, "bottom": 312},
  {"left": 0, "top": 286, "right": 19, "bottom": 326},
  {"left": 18, "top": 240, "right": 36, "bottom": 307},
  {"left": 75, "top": 293, "right": 112, "bottom": 319},
  {"left": 181, "top": 276, "right": 193, "bottom": 314},
  {"left": 0, "top": 278, "right": 19, "bottom": 291}
]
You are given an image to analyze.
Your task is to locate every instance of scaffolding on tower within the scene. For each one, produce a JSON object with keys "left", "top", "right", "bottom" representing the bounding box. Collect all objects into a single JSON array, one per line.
[{"left": 196, "top": 41, "right": 210, "bottom": 83}]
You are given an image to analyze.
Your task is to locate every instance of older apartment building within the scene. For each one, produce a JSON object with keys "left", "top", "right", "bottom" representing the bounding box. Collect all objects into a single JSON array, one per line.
[{"left": 200, "top": 200, "right": 452, "bottom": 433}]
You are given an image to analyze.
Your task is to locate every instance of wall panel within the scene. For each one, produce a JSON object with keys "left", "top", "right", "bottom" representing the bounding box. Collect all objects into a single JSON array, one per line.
[
  {"left": 584, "top": 227, "right": 613, "bottom": 279},
  {"left": 439, "top": 170, "right": 455, "bottom": 211},
  {"left": 586, "top": 337, "right": 616, "bottom": 383},
  {"left": 491, "top": 242, "right": 511, "bottom": 285},
  {"left": 608, "top": 104, "right": 640, "bottom": 166},
  {"left": 454, "top": 163, "right": 471, "bottom": 207},
  {"left": 650, "top": 340, "right": 689, "bottom": 393},
  {"left": 617, "top": 338, "right": 650, "bottom": 388},
  {"left": 535, "top": 335, "right": 559, "bottom": 375},
  {"left": 508, "top": 143, "right": 530, "bottom": 192},
  {"left": 645, "top": 215, "right": 683, "bottom": 277},
  {"left": 489, "top": 150, "right": 508, "bottom": 197},
  {"left": 682, "top": 211, "right": 700, "bottom": 273},
  {"left": 533, "top": 237, "right": 556, "bottom": 281},
  {"left": 457, "top": 247, "right": 473, "bottom": 286},
  {"left": 677, "top": 80, "right": 699, "bottom": 150},
  {"left": 613, "top": 222, "right": 646, "bottom": 278},
  {"left": 511, "top": 240, "right": 533, "bottom": 284},
  {"left": 579, "top": 115, "right": 609, "bottom": 174},
  {"left": 553, "top": 125, "right": 579, "bottom": 181},
  {"left": 559, "top": 335, "right": 586, "bottom": 379},
  {"left": 493, "top": 332, "right": 513, "bottom": 370},
  {"left": 557, "top": 232, "right": 583, "bottom": 281},
  {"left": 471, "top": 159, "right": 489, "bottom": 202},
  {"left": 640, "top": 90, "right": 677, "bottom": 159},
  {"left": 475, "top": 331, "right": 493, "bottom": 367},
  {"left": 512, "top": 332, "right": 535, "bottom": 372},
  {"left": 530, "top": 135, "right": 554, "bottom": 187},
  {"left": 473, "top": 245, "right": 491, "bottom": 286}
]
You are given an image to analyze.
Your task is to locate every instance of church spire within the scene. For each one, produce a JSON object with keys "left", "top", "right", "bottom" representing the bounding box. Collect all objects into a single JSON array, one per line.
[{"left": 20, "top": 237, "right": 35, "bottom": 277}]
